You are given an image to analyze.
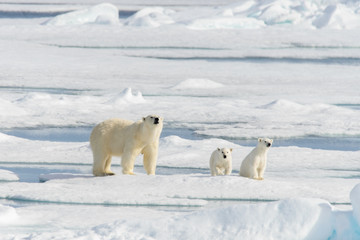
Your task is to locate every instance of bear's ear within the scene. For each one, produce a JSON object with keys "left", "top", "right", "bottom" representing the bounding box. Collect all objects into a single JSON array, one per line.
[
  {"left": 230, "top": 148, "right": 233, "bottom": 152},
  {"left": 270, "top": 139, "right": 273, "bottom": 143},
  {"left": 258, "top": 138, "right": 262, "bottom": 142},
  {"left": 217, "top": 147, "right": 220, "bottom": 151},
  {"left": 142, "top": 117, "right": 146, "bottom": 121}
]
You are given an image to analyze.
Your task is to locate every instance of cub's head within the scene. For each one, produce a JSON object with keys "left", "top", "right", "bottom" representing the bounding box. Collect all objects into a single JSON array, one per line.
[
  {"left": 217, "top": 147, "right": 233, "bottom": 159},
  {"left": 142, "top": 115, "right": 163, "bottom": 127},
  {"left": 258, "top": 138, "right": 273, "bottom": 148}
]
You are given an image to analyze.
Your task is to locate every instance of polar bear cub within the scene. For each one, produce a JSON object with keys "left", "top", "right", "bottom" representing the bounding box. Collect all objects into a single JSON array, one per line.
[
  {"left": 240, "top": 138, "right": 273, "bottom": 180},
  {"left": 90, "top": 115, "right": 163, "bottom": 176},
  {"left": 210, "top": 148, "right": 233, "bottom": 176}
]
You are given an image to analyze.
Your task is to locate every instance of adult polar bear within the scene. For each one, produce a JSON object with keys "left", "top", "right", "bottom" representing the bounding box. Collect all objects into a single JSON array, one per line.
[{"left": 90, "top": 115, "right": 163, "bottom": 176}]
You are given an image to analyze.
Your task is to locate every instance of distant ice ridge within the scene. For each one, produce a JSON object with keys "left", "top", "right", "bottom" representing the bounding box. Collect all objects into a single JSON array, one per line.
[
  {"left": 125, "top": 0, "right": 360, "bottom": 29},
  {"left": 42, "top": 1, "right": 360, "bottom": 29},
  {"left": 43, "top": 3, "right": 119, "bottom": 26},
  {"left": 172, "top": 79, "right": 224, "bottom": 90},
  {"left": 124, "top": 7, "right": 175, "bottom": 27}
]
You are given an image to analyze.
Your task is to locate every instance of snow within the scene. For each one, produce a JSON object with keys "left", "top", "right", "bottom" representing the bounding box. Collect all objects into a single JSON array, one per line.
[
  {"left": 1, "top": 0, "right": 360, "bottom": 239},
  {"left": 171, "top": 78, "right": 224, "bottom": 90},
  {"left": 350, "top": 184, "right": 360, "bottom": 226},
  {"left": 43, "top": 3, "right": 119, "bottom": 26},
  {"left": 124, "top": 7, "right": 175, "bottom": 27},
  {"left": 0, "top": 170, "right": 19, "bottom": 182},
  {"left": 0, "top": 205, "right": 18, "bottom": 225}
]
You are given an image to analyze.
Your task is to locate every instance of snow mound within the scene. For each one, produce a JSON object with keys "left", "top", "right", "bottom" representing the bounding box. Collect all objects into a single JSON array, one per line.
[
  {"left": 313, "top": 4, "right": 360, "bottom": 29},
  {"left": 125, "top": 7, "right": 175, "bottom": 27},
  {"left": 107, "top": 88, "right": 145, "bottom": 104},
  {"left": 0, "top": 205, "right": 18, "bottom": 225},
  {"left": 184, "top": 0, "right": 360, "bottom": 29},
  {"left": 0, "top": 169, "right": 19, "bottom": 182},
  {"left": 350, "top": 183, "right": 360, "bottom": 226},
  {"left": 43, "top": 3, "right": 119, "bottom": 26},
  {"left": 87, "top": 198, "right": 333, "bottom": 239},
  {"left": 172, "top": 79, "right": 224, "bottom": 90}
]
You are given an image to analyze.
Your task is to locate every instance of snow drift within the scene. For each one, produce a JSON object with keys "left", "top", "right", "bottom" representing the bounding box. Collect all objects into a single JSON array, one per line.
[
  {"left": 43, "top": 3, "right": 119, "bottom": 26},
  {"left": 123, "top": 0, "right": 360, "bottom": 29},
  {"left": 171, "top": 79, "right": 224, "bottom": 90}
]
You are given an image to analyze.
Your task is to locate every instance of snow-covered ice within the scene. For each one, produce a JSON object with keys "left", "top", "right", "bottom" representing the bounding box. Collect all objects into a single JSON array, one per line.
[
  {"left": 43, "top": 3, "right": 119, "bottom": 26},
  {"left": 1, "top": 0, "right": 360, "bottom": 239}
]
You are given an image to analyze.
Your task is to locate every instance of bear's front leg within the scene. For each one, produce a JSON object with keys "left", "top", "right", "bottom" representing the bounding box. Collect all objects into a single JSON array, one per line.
[
  {"left": 216, "top": 167, "right": 224, "bottom": 175},
  {"left": 225, "top": 162, "right": 232, "bottom": 175},
  {"left": 121, "top": 151, "right": 136, "bottom": 175},
  {"left": 142, "top": 144, "right": 158, "bottom": 175}
]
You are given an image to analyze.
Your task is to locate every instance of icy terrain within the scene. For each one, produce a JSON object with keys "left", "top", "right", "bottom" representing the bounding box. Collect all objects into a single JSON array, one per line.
[{"left": 0, "top": 0, "right": 360, "bottom": 239}]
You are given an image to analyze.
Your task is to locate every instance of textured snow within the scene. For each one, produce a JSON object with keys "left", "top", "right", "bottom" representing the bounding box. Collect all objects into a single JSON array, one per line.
[
  {"left": 43, "top": 3, "right": 119, "bottom": 26},
  {"left": 1, "top": 0, "right": 360, "bottom": 239}
]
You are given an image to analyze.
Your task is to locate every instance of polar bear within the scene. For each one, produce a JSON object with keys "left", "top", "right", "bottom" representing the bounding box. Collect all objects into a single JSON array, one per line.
[
  {"left": 90, "top": 115, "right": 163, "bottom": 176},
  {"left": 239, "top": 138, "right": 273, "bottom": 180},
  {"left": 209, "top": 148, "right": 233, "bottom": 176}
]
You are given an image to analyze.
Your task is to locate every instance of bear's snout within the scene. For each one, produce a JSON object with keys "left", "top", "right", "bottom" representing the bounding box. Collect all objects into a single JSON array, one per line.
[
  {"left": 267, "top": 143, "right": 271, "bottom": 147},
  {"left": 154, "top": 117, "right": 160, "bottom": 124},
  {"left": 223, "top": 154, "right": 227, "bottom": 159}
]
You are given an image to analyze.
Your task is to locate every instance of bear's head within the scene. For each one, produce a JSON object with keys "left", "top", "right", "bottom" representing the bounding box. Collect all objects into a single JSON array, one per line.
[
  {"left": 258, "top": 138, "right": 273, "bottom": 148},
  {"left": 142, "top": 115, "right": 163, "bottom": 127},
  {"left": 217, "top": 147, "right": 233, "bottom": 159}
]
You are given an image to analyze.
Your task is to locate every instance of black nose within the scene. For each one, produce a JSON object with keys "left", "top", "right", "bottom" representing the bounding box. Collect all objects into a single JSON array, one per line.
[
  {"left": 267, "top": 143, "right": 271, "bottom": 147},
  {"left": 154, "top": 117, "right": 159, "bottom": 124},
  {"left": 223, "top": 155, "right": 226, "bottom": 158}
]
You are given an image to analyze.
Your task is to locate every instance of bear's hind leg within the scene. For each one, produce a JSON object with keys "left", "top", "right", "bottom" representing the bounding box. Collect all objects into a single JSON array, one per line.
[
  {"left": 92, "top": 151, "right": 109, "bottom": 176},
  {"left": 104, "top": 155, "right": 115, "bottom": 176}
]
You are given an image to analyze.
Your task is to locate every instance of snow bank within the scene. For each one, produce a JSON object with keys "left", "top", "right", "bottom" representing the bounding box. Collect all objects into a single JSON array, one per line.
[
  {"left": 43, "top": 3, "right": 119, "bottom": 26},
  {"left": 171, "top": 79, "right": 224, "bottom": 90},
  {"left": 48, "top": 198, "right": 333, "bottom": 239},
  {"left": 107, "top": 88, "right": 146, "bottom": 105},
  {"left": 350, "top": 183, "right": 360, "bottom": 226},
  {"left": 0, "top": 205, "right": 18, "bottom": 225},
  {"left": 124, "top": 0, "right": 360, "bottom": 29},
  {"left": 124, "top": 7, "right": 175, "bottom": 27},
  {"left": 0, "top": 169, "right": 19, "bottom": 182}
]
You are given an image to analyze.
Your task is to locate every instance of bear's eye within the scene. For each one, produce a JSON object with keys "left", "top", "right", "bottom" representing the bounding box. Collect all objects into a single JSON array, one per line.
[{"left": 150, "top": 117, "right": 154, "bottom": 119}]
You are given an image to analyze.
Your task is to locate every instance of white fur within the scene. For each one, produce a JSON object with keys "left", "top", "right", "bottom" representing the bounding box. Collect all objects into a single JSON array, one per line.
[
  {"left": 90, "top": 115, "right": 163, "bottom": 176},
  {"left": 209, "top": 148, "right": 233, "bottom": 176},
  {"left": 239, "top": 138, "right": 273, "bottom": 180}
]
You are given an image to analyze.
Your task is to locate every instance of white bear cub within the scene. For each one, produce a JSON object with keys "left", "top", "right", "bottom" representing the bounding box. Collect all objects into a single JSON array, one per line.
[
  {"left": 240, "top": 138, "right": 273, "bottom": 180},
  {"left": 210, "top": 148, "right": 233, "bottom": 176}
]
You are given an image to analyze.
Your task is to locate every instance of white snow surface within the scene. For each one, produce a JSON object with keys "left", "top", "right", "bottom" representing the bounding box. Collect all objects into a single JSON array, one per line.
[
  {"left": 0, "top": 170, "right": 19, "bottom": 182},
  {"left": 171, "top": 78, "right": 224, "bottom": 90},
  {"left": 43, "top": 3, "right": 119, "bottom": 26},
  {"left": 1, "top": 0, "right": 360, "bottom": 239}
]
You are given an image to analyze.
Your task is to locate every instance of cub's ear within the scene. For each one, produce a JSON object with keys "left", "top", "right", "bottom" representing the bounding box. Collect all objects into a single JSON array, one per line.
[
  {"left": 230, "top": 148, "right": 233, "bottom": 152},
  {"left": 270, "top": 139, "right": 273, "bottom": 143},
  {"left": 217, "top": 148, "right": 221, "bottom": 151},
  {"left": 142, "top": 117, "right": 146, "bottom": 121},
  {"left": 258, "top": 138, "right": 262, "bottom": 142}
]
